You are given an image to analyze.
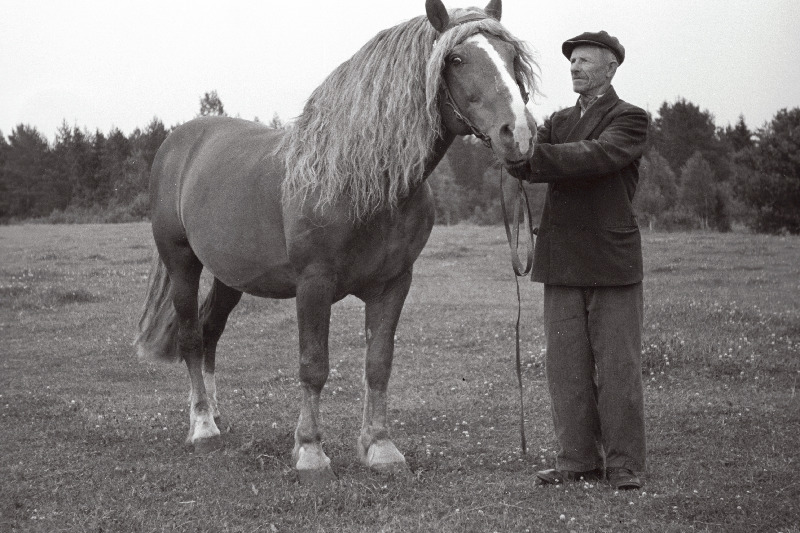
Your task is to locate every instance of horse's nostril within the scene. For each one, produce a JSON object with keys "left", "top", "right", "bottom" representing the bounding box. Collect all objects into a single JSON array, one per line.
[{"left": 500, "top": 124, "right": 513, "bottom": 137}]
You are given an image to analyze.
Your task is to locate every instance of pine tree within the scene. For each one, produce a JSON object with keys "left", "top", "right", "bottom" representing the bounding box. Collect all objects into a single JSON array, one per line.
[
  {"left": 0, "top": 131, "right": 10, "bottom": 218},
  {"left": 103, "top": 128, "right": 132, "bottom": 204},
  {"left": 734, "top": 107, "right": 800, "bottom": 233},
  {"left": 722, "top": 115, "right": 754, "bottom": 153},
  {"left": 651, "top": 98, "right": 730, "bottom": 182},
  {"left": 4, "top": 125, "right": 52, "bottom": 217},
  {"left": 199, "top": 91, "right": 226, "bottom": 117},
  {"left": 679, "top": 152, "right": 716, "bottom": 229},
  {"left": 429, "top": 156, "right": 467, "bottom": 225},
  {"left": 267, "top": 113, "right": 284, "bottom": 129}
]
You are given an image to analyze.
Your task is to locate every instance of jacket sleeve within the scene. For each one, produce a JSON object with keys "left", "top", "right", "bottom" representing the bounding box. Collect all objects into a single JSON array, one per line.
[
  {"left": 535, "top": 115, "right": 553, "bottom": 144},
  {"left": 514, "top": 106, "right": 648, "bottom": 183}
]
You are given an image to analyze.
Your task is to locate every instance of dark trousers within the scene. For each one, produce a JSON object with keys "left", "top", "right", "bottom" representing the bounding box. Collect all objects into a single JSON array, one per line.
[{"left": 543, "top": 283, "right": 645, "bottom": 473}]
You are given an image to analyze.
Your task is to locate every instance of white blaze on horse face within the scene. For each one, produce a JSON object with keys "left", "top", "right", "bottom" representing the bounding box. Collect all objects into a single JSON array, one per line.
[{"left": 466, "top": 34, "right": 532, "bottom": 156}]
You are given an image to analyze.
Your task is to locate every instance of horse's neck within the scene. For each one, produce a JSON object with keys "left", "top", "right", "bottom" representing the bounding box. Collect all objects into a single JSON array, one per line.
[{"left": 421, "top": 132, "right": 456, "bottom": 181}]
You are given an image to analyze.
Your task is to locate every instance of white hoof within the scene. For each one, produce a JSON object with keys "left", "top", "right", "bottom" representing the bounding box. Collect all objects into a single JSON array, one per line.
[
  {"left": 187, "top": 408, "right": 221, "bottom": 449},
  {"left": 294, "top": 443, "right": 336, "bottom": 484},
  {"left": 363, "top": 440, "right": 408, "bottom": 474}
]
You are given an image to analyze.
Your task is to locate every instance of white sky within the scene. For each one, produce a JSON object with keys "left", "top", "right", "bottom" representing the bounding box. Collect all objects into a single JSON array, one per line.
[{"left": 2, "top": 0, "right": 798, "bottom": 141}]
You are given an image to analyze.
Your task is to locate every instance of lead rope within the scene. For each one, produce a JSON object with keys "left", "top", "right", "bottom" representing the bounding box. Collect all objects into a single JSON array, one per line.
[
  {"left": 442, "top": 83, "right": 534, "bottom": 454},
  {"left": 499, "top": 167, "right": 536, "bottom": 455}
]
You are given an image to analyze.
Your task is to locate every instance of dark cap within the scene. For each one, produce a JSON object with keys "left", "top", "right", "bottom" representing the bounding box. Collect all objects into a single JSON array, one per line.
[{"left": 562, "top": 31, "right": 625, "bottom": 65}]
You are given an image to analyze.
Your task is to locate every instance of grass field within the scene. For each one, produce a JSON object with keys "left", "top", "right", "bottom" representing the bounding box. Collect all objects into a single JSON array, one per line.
[{"left": 1, "top": 223, "right": 798, "bottom": 532}]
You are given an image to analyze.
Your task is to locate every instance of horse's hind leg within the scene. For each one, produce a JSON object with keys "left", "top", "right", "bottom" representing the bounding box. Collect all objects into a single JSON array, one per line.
[
  {"left": 199, "top": 279, "right": 242, "bottom": 428},
  {"left": 358, "top": 269, "right": 413, "bottom": 474},
  {"left": 158, "top": 240, "right": 222, "bottom": 452}
]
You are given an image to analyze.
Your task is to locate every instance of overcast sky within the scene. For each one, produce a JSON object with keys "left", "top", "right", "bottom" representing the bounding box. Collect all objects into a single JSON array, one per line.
[{"left": 2, "top": 0, "right": 798, "bottom": 141}]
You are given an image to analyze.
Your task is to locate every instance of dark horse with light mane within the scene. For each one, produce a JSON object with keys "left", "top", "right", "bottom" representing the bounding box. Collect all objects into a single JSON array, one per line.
[{"left": 135, "top": 0, "right": 537, "bottom": 483}]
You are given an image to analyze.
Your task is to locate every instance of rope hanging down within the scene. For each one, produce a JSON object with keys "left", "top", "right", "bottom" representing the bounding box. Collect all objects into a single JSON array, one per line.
[
  {"left": 441, "top": 79, "right": 535, "bottom": 455},
  {"left": 499, "top": 168, "right": 537, "bottom": 455}
]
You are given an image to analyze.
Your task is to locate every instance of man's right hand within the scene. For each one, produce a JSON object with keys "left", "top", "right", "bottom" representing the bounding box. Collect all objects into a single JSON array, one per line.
[{"left": 505, "top": 160, "right": 531, "bottom": 181}]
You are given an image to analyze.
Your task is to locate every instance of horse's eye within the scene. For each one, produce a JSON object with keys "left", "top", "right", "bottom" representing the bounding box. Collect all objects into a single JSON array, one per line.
[{"left": 448, "top": 55, "right": 463, "bottom": 66}]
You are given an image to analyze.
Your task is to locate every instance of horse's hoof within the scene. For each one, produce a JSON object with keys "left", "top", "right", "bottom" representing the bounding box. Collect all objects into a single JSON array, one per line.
[
  {"left": 297, "top": 466, "right": 337, "bottom": 485},
  {"left": 363, "top": 440, "right": 408, "bottom": 475},
  {"left": 193, "top": 434, "right": 223, "bottom": 454}
]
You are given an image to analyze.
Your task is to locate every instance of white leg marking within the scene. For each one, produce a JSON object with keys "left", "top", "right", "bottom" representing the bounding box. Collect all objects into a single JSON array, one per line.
[
  {"left": 204, "top": 372, "right": 219, "bottom": 420},
  {"left": 359, "top": 387, "right": 408, "bottom": 472},
  {"left": 187, "top": 381, "right": 220, "bottom": 445},
  {"left": 467, "top": 34, "right": 533, "bottom": 154}
]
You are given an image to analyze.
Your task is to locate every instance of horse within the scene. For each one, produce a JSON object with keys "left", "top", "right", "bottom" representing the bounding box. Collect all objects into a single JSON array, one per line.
[{"left": 135, "top": 0, "right": 537, "bottom": 484}]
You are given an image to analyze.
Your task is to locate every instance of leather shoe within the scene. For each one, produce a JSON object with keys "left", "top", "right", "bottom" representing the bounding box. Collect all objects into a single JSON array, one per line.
[
  {"left": 535, "top": 468, "right": 604, "bottom": 485},
  {"left": 607, "top": 467, "right": 642, "bottom": 490}
]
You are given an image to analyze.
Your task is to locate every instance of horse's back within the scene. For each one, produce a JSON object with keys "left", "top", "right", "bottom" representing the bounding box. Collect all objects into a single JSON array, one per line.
[{"left": 150, "top": 116, "right": 295, "bottom": 297}]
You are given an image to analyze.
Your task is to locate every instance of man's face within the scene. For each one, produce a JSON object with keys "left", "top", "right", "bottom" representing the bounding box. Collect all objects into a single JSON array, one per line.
[{"left": 569, "top": 45, "right": 616, "bottom": 96}]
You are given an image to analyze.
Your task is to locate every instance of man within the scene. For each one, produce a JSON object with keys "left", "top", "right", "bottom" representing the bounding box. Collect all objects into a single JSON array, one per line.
[{"left": 507, "top": 31, "right": 648, "bottom": 490}]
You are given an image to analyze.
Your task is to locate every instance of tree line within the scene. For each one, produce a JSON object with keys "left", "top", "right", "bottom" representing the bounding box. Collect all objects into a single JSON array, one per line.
[
  {"left": 429, "top": 101, "right": 799, "bottom": 234},
  {"left": 1, "top": 91, "right": 798, "bottom": 233}
]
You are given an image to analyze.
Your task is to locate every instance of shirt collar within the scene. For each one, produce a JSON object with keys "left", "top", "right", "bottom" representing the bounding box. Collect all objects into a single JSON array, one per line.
[{"left": 579, "top": 93, "right": 603, "bottom": 116}]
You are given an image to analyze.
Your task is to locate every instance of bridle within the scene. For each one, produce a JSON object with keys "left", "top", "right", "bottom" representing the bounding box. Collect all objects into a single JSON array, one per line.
[
  {"left": 437, "top": 13, "right": 530, "bottom": 148},
  {"left": 441, "top": 81, "right": 493, "bottom": 149},
  {"left": 439, "top": 32, "right": 536, "bottom": 455},
  {"left": 440, "top": 63, "right": 530, "bottom": 151}
]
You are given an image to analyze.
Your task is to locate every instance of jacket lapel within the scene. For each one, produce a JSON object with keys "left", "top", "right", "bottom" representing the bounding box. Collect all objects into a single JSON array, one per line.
[
  {"left": 553, "top": 105, "right": 581, "bottom": 143},
  {"left": 565, "top": 86, "right": 620, "bottom": 142}
]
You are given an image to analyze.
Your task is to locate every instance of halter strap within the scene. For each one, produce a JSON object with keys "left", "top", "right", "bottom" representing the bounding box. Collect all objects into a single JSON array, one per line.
[
  {"left": 441, "top": 81, "right": 493, "bottom": 148},
  {"left": 439, "top": 12, "right": 492, "bottom": 146},
  {"left": 446, "top": 12, "right": 490, "bottom": 29}
]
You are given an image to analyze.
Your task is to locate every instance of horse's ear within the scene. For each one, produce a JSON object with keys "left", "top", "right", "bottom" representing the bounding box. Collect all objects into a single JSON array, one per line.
[
  {"left": 484, "top": 0, "right": 502, "bottom": 21},
  {"left": 426, "top": 0, "right": 450, "bottom": 33}
]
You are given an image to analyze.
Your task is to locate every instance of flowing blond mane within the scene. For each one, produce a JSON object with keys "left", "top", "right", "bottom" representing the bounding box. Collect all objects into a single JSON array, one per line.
[{"left": 280, "top": 9, "right": 538, "bottom": 220}]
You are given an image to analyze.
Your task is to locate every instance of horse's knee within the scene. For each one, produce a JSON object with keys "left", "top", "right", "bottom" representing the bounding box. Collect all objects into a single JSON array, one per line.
[
  {"left": 299, "top": 360, "right": 329, "bottom": 392},
  {"left": 364, "top": 360, "right": 391, "bottom": 391}
]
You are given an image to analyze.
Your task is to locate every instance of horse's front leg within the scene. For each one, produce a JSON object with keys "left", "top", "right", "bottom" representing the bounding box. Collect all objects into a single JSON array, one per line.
[
  {"left": 292, "top": 265, "right": 336, "bottom": 484},
  {"left": 358, "top": 269, "right": 413, "bottom": 474}
]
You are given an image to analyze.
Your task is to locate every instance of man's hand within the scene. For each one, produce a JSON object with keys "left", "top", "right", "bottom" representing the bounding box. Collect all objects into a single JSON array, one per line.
[{"left": 505, "top": 160, "right": 531, "bottom": 181}]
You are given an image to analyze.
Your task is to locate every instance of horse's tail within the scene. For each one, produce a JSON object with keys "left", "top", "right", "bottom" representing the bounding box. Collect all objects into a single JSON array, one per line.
[{"left": 134, "top": 251, "right": 181, "bottom": 363}]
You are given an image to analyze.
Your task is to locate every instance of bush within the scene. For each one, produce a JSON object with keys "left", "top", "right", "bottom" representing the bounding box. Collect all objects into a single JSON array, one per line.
[
  {"left": 468, "top": 204, "right": 501, "bottom": 225},
  {"left": 39, "top": 200, "right": 149, "bottom": 224},
  {"left": 127, "top": 192, "right": 150, "bottom": 219},
  {"left": 45, "top": 205, "right": 105, "bottom": 224},
  {"left": 657, "top": 207, "right": 702, "bottom": 231}
]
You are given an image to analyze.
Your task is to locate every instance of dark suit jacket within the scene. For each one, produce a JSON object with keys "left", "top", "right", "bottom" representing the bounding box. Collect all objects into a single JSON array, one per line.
[{"left": 514, "top": 86, "right": 648, "bottom": 286}]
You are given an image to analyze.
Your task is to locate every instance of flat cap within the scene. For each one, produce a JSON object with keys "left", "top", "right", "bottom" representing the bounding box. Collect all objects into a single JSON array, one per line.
[{"left": 562, "top": 30, "right": 625, "bottom": 65}]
